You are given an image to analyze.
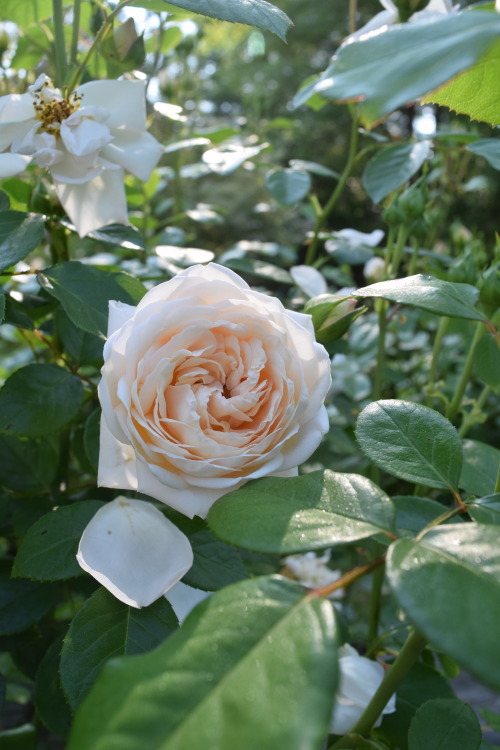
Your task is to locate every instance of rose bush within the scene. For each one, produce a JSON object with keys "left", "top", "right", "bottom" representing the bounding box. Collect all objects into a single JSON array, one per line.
[{"left": 98, "top": 262, "right": 332, "bottom": 518}]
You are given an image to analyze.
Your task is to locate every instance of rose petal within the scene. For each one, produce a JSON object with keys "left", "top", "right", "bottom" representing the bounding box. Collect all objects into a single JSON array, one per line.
[
  {"left": 165, "top": 582, "right": 210, "bottom": 624},
  {"left": 76, "top": 497, "right": 193, "bottom": 608},
  {"left": 0, "top": 152, "right": 32, "bottom": 178},
  {"left": 76, "top": 80, "right": 148, "bottom": 132},
  {"left": 101, "top": 130, "right": 163, "bottom": 182},
  {"left": 54, "top": 168, "right": 128, "bottom": 236}
]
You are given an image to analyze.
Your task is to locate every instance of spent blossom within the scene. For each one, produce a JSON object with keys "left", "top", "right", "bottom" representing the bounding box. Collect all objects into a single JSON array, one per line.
[
  {"left": 0, "top": 74, "right": 163, "bottom": 236},
  {"left": 284, "top": 551, "right": 344, "bottom": 599}
]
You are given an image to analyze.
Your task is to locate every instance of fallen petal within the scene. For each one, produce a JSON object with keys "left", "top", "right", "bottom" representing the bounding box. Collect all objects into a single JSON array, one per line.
[{"left": 76, "top": 497, "right": 193, "bottom": 608}]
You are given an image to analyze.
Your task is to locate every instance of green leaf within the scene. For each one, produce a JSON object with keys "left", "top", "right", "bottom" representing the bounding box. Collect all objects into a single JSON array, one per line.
[
  {"left": 408, "top": 698, "right": 481, "bottom": 750},
  {"left": 0, "top": 286, "right": 4, "bottom": 323},
  {"left": 13, "top": 501, "right": 106, "bottom": 581},
  {"left": 265, "top": 168, "right": 312, "bottom": 205},
  {"left": 66, "top": 576, "right": 338, "bottom": 750},
  {"left": 83, "top": 410, "right": 101, "bottom": 474},
  {"left": 38, "top": 261, "right": 146, "bottom": 338},
  {"left": 423, "top": 37, "right": 500, "bottom": 127},
  {"left": 207, "top": 470, "right": 395, "bottom": 554},
  {"left": 0, "top": 724, "right": 36, "bottom": 749},
  {"left": 467, "top": 138, "right": 500, "bottom": 169},
  {"left": 355, "top": 275, "right": 486, "bottom": 321},
  {"left": 315, "top": 11, "right": 500, "bottom": 128},
  {"left": 467, "top": 493, "right": 500, "bottom": 525},
  {"left": 356, "top": 400, "right": 462, "bottom": 490},
  {"left": 380, "top": 663, "right": 454, "bottom": 750},
  {"left": 222, "top": 257, "right": 292, "bottom": 285},
  {"left": 0, "top": 569, "right": 59, "bottom": 636},
  {"left": 171, "top": 514, "right": 249, "bottom": 590},
  {"left": 61, "top": 588, "right": 178, "bottom": 710},
  {"left": 362, "top": 142, "right": 431, "bottom": 203},
  {"left": 0, "top": 0, "right": 52, "bottom": 24},
  {"left": 387, "top": 524, "right": 500, "bottom": 690},
  {"left": 0, "top": 435, "right": 58, "bottom": 492},
  {"left": 392, "top": 495, "right": 462, "bottom": 538},
  {"left": 474, "top": 333, "right": 500, "bottom": 390},
  {"left": 0, "top": 363, "right": 84, "bottom": 438},
  {"left": 460, "top": 439, "right": 500, "bottom": 496},
  {"left": 35, "top": 638, "right": 72, "bottom": 738},
  {"left": 0, "top": 212, "right": 45, "bottom": 272},
  {"left": 54, "top": 310, "right": 104, "bottom": 367},
  {"left": 87, "top": 223, "right": 144, "bottom": 250},
  {"left": 160, "top": 0, "right": 293, "bottom": 41}
]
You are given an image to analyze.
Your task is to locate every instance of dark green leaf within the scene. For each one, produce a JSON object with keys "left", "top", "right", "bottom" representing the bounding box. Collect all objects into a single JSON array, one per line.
[
  {"left": 36, "top": 638, "right": 73, "bottom": 738},
  {"left": 222, "top": 257, "right": 292, "bottom": 284},
  {"left": 55, "top": 310, "right": 104, "bottom": 367},
  {"left": 387, "top": 524, "right": 500, "bottom": 690},
  {"left": 355, "top": 400, "right": 462, "bottom": 490},
  {"left": 61, "top": 588, "right": 178, "bottom": 709},
  {"left": 0, "top": 724, "right": 36, "bottom": 749},
  {"left": 13, "top": 501, "right": 106, "bottom": 581},
  {"left": 0, "top": 435, "right": 58, "bottom": 492},
  {"left": 87, "top": 223, "right": 144, "bottom": 249},
  {"left": 0, "top": 211, "right": 45, "bottom": 271},
  {"left": 460, "top": 439, "right": 500, "bottom": 496},
  {"left": 83, "top": 410, "right": 101, "bottom": 474},
  {"left": 468, "top": 493, "right": 500, "bottom": 524},
  {"left": 355, "top": 275, "right": 486, "bottom": 321},
  {"left": 66, "top": 576, "right": 338, "bottom": 750},
  {"left": 408, "top": 698, "right": 481, "bottom": 750},
  {"left": 392, "top": 495, "right": 461, "bottom": 538},
  {"left": 207, "top": 470, "right": 395, "bottom": 554},
  {"left": 380, "top": 663, "right": 454, "bottom": 750},
  {"left": 0, "top": 363, "right": 84, "bottom": 437},
  {"left": 424, "top": 38, "right": 500, "bottom": 127},
  {"left": 265, "top": 168, "right": 312, "bottom": 205},
  {"left": 38, "top": 262, "right": 146, "bottom": 338},
  {"left": 474, "top": 334, "right": 500, "bottom": 389},
  {"left": 161, "top": 0, "right": 293, "bottom": 41},
  {"left": 468, "top": 138, "right": 500, "bottom": 169},
  {"left": 0, "top": 286, "right": 4, "bottom": 323},
  {"left": 0, "top": 568, "right": 59, "bottom": 636},
  {"left": 315, "top": 12, "right": 500, "bottom": 128},
  {"left": 362, "top": 142, "right": 431, "bottom": 203}
]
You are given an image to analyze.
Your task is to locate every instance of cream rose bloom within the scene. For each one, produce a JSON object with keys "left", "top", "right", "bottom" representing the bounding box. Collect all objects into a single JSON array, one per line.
[{"left": 98, "top": 263, "right": 331, "bottom": 518}]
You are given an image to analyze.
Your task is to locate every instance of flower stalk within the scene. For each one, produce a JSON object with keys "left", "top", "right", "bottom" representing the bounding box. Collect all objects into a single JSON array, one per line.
[
  {"left": 446, "top": 321, "right": 486, "bottom": 422},
  {"left": 52, "top": 0, "right": 68, "bottom": 86}
]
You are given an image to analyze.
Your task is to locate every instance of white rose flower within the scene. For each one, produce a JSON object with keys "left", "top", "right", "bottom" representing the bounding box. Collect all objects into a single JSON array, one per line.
[
  {"left": 284, "top": 551, "right": 344, "bottom": 599},
  {"left": 0, "top": 74, "right": 163, "bottom": 237},
  {"left": 363, "top": 256, "right": 387, "bottom": 283},
  {"left": 76, "top": 497, "right": 193, "bottom": 608},
  {"left": 330, "top": 645, "right": 397, "bottom": 735},
  {"left": 98, "top": 262, "right": 332, "bottom": 518}
]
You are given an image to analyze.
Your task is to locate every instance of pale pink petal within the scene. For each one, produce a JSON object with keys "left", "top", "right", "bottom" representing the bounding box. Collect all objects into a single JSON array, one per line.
[
  {"left": 54, "top": 168, "right": 128, "bottom": 236},
  {"left": 101, "top": 130, "right": 163, "bottom": 181},
  {"left": 97, "top": 417, "right": 138, "bottom": 492},
  {"left": 76, "top": 497, "right": 193, "bottom": 608},
  {"left": 108, "top": 300, "right": 136, "bottom": 337},
  {"left": 165, "top": 582, "right": 210, "bottom": 624}
]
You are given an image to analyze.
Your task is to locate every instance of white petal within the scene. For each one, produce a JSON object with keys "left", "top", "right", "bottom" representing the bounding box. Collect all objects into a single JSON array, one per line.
[
  {"left": 165, "top": 582, "right": 210, "bottom": 624},
  {"left": 98, "top": 417, "right": 138, "bottom": 492},
  {"left": 60, "top": 116, "right": 112, "bottom": 157},
  {"left": 0, "top": 153, "right": 31, "bottom": 178},
  {"left": 0, "top": 94, "right": 35, "bottom": 150},
  {"left": 101, "top": 130, "right": 163, "bottom": 181},
  {"left": 54, "top": 168, "right": 128, "bottom": 237},
  {"left": 334, "top": 228, "right": 385, "bottom": 247},
  {"left": 108, "top": 300, "right": 136, "bottom": 337},
  {"left": 290, "top": 265, "right": 328, "bottom": 298},
  {"left": 330, "top": 701, "right": 364, "bottom": 735},
  {"left": 76, "top": 497, "right": 193, "bottom": 608},
  {"left": 76, "top": 79, "right": 148, "bottom": 132}
]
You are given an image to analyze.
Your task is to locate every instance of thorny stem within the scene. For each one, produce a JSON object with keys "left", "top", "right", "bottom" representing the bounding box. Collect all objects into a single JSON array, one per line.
[
  {"left": 305, "top": 107, "right": 359, "bottom": 266},
  {"left": 446, "top": 321, "right": 486, "bottom": 423},
  {"left": 328, "top": 629, "right": 427, "bottom": 748}
]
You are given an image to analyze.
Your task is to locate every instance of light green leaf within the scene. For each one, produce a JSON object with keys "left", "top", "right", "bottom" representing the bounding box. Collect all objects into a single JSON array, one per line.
[
  {"left": 355, "top": 275, "right": 486, "bottom": 321},
  {"left": 0, "top": 0, "right": 52, "bottom": 24},
  {"left": 423, "top": 38, "right": 500, "bottom": 127},
  {"left": 387, "top": 524, "right": 500, "bottom": 690},
  {"left": 315, "top": 11, "right": 500, "bottom": 128},
  {"left": 207, "top": 470, "right": 395, "bottom": 554},
  {"left": 0, "top": 363, "right": 84, "bottom": 438},
  {"left": 362, "top": 142, "right": 431, "bottom": 203},
  {"left": 467, "top": 493, "right": 500, "bottom": 525},
  {"left": 467, "top": 138, "right": 500, "bottom": 169},
  {"left": 13, "top": 501, "right": 106, "bottom": 581},
  {"left": 66, "top": 577, "right": 338, "bottom": 750},
  {"left": 460, "top": 439, "right": 500, "bottom": 497},
  {"left": 61, "top": 588, "right": 178, "bottom": 709},
  {"left": 265, "top": 168, "right": 312, "bottom": 205},
  {"left": 161, "top": 0, "right": 293, "bottom": 40},
  {"left": 355, "top": 400, "right": 462, "bottom": 491},
  {"left": 38, "top": 262, "right": 146, "bottom": 338},
  {"left": 0, "top": 211, "right": 45, "bottom": 271},
  {"left": 408, "top": 699, "right": 481, "bottom": 750}
]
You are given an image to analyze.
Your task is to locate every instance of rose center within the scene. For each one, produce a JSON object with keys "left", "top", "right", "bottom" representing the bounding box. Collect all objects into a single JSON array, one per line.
[{"left": 32, "top": 80, "right": 82, "bottom": 135}]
